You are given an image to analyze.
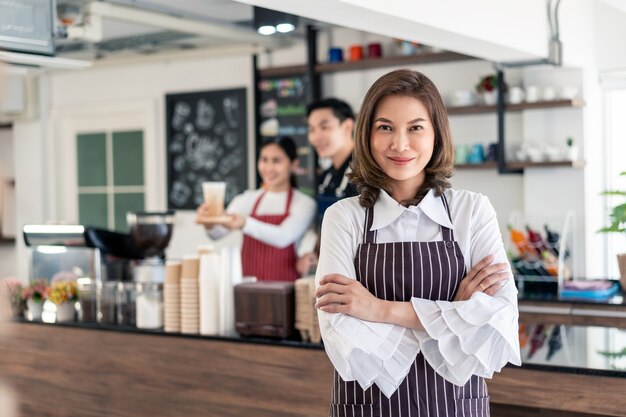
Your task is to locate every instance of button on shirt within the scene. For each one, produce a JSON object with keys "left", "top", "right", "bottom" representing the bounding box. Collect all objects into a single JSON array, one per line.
[{"left": 316, "top": 188, "right": 521, "bottom": 397}]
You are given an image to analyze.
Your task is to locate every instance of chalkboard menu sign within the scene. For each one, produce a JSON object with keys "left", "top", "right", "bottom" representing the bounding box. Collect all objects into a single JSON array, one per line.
[
  {"left": 166, "top": 88, "right": 247, "bottom": 210},
  {"left": 258, "top": 75, "right": 316, "bottom": 196}
]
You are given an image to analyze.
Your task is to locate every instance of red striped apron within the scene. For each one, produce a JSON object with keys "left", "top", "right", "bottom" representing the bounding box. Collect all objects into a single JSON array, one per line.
[
  {"left": 241, "top": 189, "right": 299, "bottom": 282},
  {"left": 328, "top": 194, "right": 489, "bottom": 417}
]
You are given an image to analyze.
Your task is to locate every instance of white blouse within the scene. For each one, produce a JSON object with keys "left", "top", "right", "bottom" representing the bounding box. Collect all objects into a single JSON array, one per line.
[
  {"left": 316, "top": 188, "right": 521, "bottom": 398},
  {"left": 207, "top": 188, "right": 316, "bottom": 249}
]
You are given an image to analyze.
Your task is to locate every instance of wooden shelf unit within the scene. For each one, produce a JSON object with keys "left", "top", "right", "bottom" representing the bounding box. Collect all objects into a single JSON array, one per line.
[
  {"left": 447, "top": 99, "right": 585, "bottom": 116},
  {"left": 258, "top": 51, "right": 477, "bottom": 78},
  {"left": 454, "top": 160, "right": 583, "bottom": 171},
  {"left": 506, "top": 160, "right": 586, "bottom": 170},
  {"left": 454, "top": 162, "right": 498, "bottom": 170}
]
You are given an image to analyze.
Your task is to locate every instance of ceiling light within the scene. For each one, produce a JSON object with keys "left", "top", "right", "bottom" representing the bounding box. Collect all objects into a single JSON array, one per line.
[
  {"left": 253, "top": 6, "right": 298, "bottom": 36},
  {"left": 276, "top": 23, "right": 295, "bottom": 33},
  {"left": 258, "top": 25, "right": 276, "bottom": 36}
]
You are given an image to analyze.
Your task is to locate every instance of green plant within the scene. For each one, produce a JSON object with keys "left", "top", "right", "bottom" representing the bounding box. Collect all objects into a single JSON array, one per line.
[{"left": 599, "top": 171, "right": 626, "bottom": 234}]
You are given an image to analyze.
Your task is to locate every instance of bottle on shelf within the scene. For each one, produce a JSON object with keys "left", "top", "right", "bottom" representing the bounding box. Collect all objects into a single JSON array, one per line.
[{"left": 509, "top": 225, "right": 539, "bottom": 259}]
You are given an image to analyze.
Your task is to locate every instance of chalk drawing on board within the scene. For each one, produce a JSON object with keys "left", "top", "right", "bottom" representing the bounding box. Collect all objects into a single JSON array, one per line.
[
  {"left": 173, "top": 155, "right": 186, "bottom": 172},
  {"left": 166, "top": 88, "right": 247, "bottom": 210},
  {"left": 224, "top": 175, "right": 239, "bottom": 203},
  {"left": 223, "top": 96, "right": 240, "bottom": 128},
  {"left": 196, "top": 99, "right": 215, "bottom": 130},
  {"left": 170, "top": 181, "right": 191, "bottom": 207},
  {"left": 172, "top": 102, "right": 190, "bottom": 131},
  {"left": 218, "top": 147, "right": 243, "bottom": 176},
  {"left": 224, "top": 131, "right": 238, "bottom": 148}
]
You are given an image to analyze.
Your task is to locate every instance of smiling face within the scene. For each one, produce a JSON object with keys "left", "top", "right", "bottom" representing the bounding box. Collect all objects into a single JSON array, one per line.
[
  {"left": 370, "top": 95, "right": 435, "bottom": 200},
  {"left": 307, "top": 108, "right": 353, "bottom": 162},
  {"left": 257, "top": 143, "right": 295, "bottom": 192}
]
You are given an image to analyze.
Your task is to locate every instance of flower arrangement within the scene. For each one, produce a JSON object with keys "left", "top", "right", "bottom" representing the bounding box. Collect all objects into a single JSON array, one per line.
[
  {"left": 476, "top": 74, "right": 498, "bottom": 93},
  {"left": 22, "top": 279, "right": 49, "bottom": 303},
  {"left": 0, "top": 277, "right": 26, "bottom": 317},
  {"left": 48, "top": 281, "right": 77, "bottom": 305}
]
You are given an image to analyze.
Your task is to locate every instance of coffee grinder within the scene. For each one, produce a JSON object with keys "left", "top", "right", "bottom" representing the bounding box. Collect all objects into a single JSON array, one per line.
[{"left": 126, "top": 211, "right": 175, "bottom": 283}]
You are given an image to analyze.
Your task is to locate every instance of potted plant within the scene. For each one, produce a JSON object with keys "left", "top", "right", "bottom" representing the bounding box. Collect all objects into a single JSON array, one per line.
[
  {"left": 48, "top": 280, "right": 78, "bottom": 322},
  {"left": 476, "top": 74, "right": 499, "bottom": 105},
  {"left": 599, "top": 171, "right": 626, "bottom": 289},
  {"left": 22, "top": 279, "right": 49, "bottom": 321},
  {"left": 0, "top": 277, "right": 26, "bottom": 318}
]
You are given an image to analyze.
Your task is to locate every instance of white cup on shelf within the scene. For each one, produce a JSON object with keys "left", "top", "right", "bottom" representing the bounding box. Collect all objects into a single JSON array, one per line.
[
  {"left": 508, "top": 86, "right": 525, "bottom": 104},
  {"left": 525, "top": 85, "right": 540, "bottom": 103},
  {"left": 559, "top": 86, "right": 579, "bottom": 100},
  {"left": 542, "top": 86, "right": 556, "bottom": 101}
]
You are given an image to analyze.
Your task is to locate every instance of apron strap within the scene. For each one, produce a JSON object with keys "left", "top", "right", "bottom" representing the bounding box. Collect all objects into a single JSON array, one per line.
[
  {"left": 251, "top": 189, "right": 294, "bottom": 217},
  {"left": 363, "top": 207, "right": 377, "bottom": 244},
  {"left": 250, "top": 191, "right": 266, "bottom": 217},
  {"left": 440, "top": 192, "right": 455, "bottom": 242}
]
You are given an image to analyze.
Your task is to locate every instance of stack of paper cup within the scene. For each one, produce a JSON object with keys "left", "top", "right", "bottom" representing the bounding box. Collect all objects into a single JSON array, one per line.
[
  {"left": 199, "top": 253, "right": 221, "bottom": 335},
  {"left": 295, "top": 277, "right": 321, "bottom": 343},
  {"left": 180, "top": 255, "right": 200, "bottom": 334},
  {"left": 163, "top": 260, "right": 182, "bottom": 333}
]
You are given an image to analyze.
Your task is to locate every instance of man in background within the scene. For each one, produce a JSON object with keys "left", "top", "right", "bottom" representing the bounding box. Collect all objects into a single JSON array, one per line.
[{"left": 297, "top": 98, "right": 357, "bottom": 275}]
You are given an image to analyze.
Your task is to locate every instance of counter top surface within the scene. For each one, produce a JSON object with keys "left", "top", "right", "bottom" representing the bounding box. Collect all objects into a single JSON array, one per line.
[
  {"left": 518, "top": 280, "right": 626, "bottom": 307},
  {"left": 14, "top": 318, "right": 626, "bottom": 379}
]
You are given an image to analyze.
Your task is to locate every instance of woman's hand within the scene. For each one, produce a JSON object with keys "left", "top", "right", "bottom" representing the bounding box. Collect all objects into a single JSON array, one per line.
[
  {"left": 453, "top": 255, "right": 510, "bottom": 301},
  {"left": 296, "top": 252, "right": 318, "bottom": 276},
  {"left": 196, "top": 203, "right": 210, "bottom": 217},
  {"left": 315, "top": 274, "right": 383, "bottom": 322}
]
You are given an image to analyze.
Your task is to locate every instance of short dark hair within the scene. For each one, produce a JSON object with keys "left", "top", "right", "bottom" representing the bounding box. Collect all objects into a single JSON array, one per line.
[
  {"left": 259, "top": 136, "right": 298, "bottom": 188},
  {"left": 349, "top": 69, "right": 454, "bottom": 208},
  {"left": 306, "top": 98, "right": 355, "bottom": 123}
]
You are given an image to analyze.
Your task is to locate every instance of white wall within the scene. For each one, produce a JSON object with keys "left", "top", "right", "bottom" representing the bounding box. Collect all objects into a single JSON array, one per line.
[
  {"left": 0, "top": 127, "right": 16, "bottom": 277},
  {"left": 48, "top": 54, "right": 255, "bottom": 260},
  {"left": 595, "top": 1, "right": 626, "bottom": 71}
]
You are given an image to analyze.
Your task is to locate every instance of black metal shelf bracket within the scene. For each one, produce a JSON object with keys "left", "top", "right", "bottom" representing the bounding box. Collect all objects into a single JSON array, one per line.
[{"left": 496, "top": 68, "right": 523, "bottom": 174}]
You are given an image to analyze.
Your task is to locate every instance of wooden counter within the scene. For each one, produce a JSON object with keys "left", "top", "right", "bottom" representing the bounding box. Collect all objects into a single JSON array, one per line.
[{"left": 0, "top": 321, "right": 625, "bottom": 417}]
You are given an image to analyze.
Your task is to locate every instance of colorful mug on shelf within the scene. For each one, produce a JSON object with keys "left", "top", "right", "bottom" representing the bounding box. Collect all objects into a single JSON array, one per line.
[
  {"left": 349, "top": 45, "right": 364, "bottom": 61},
  {"left": 467, "top": 144, "right": 485, "bottom": 164},
  {"left": 367, "top": 42, "right": 382, "bottom": 58},
  {"left": 485, "top": 143, "right": 499, "bottom": 162},
  {"left": 454, "top": 144, "right": 469, "bottom": 165},
  {"left": 328, "top": 47, "right": 343, "bottom": 63}
]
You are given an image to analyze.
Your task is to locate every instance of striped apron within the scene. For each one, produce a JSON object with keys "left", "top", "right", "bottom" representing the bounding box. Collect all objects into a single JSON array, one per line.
[
  {"left": 241, "top": 189, "right": 299, "bottom": 282},
  {"left": 329, "top": 195, "right": 489, "bottom": 417}
]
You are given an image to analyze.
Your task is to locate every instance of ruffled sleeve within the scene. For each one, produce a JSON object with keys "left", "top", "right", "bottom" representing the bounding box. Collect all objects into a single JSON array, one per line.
[
  {"left": 319, "top": 312, "right": 421, "bottom": 397},
  {"left": 411, "top": 280, "right": 521, "bottom": 386}
]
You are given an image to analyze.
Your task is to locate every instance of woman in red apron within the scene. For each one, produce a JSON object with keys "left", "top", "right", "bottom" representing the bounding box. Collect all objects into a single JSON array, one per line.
[
  {"left": 198, "top": 137, "right": 316, "bottom": 282},
  {"left": 315, "top": 70, "right": 521, "bottom": 416}
]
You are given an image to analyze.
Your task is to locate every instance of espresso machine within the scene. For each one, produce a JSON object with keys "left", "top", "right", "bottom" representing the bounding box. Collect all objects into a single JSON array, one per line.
[{"left": 23, "top": 211, "right": 175, "bottom": 325}]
